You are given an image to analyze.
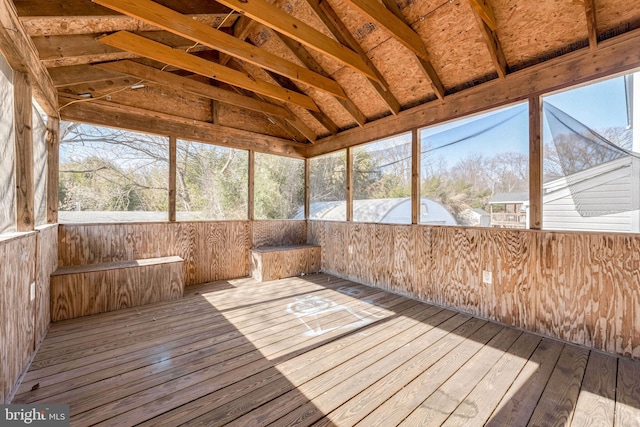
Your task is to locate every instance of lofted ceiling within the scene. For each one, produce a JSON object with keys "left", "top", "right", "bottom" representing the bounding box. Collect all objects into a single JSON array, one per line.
[{"left": 12, "top": 0, "right": 640, "bottom": 153}]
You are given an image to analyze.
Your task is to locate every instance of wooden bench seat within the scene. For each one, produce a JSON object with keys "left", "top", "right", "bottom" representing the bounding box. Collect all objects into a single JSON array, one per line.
[
  {"left": 51, "top": 256, "right": 184, "bottom": 321},
  {"left": 250, "top": 245, "right": 321, "bottom": 282}
]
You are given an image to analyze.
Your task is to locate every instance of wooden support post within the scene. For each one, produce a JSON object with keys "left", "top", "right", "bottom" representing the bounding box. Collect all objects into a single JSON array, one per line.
[
  {"left": 411, "top": 128, "right": 420, "bottom": 224},
  {"left": 14, "top": 71, "right": 34, "bottom": 232},
  {"left": 529, "top": 96, "right": 543, "bottom": 230},
  {"left": 346, "top": 147, "right": 353, "bottom": 222},
  {"left": 304, "top": 158, "right": 310, "bottom": 219},
  {"left": 168, "top": 136, "right": 177, "bottom": 222},
  {"left": 46, "top": 116, "right": 59, "bottom": 224},
  {"left": 248, "top": 150, "right": 255, "bottom": 221}
]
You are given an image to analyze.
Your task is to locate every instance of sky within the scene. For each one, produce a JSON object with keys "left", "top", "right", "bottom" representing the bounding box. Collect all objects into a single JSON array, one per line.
[{"left": 417, "top": 73, "right": 633, "bottom": 171}]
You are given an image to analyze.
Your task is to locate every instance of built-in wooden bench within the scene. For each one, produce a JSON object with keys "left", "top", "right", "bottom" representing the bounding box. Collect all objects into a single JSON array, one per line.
[
  {"left": 51, "top": 256, "right": 184, "bottom": 321},
  {"left": 250, "top": 244, "right": 321, "bottom": 282}
]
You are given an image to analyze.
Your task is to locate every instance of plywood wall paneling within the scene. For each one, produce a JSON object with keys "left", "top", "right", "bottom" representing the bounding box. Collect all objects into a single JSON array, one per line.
[
  {"left": 34, "top": 225, "right": 58, "bottom": 346},
  {"left": 347, "top": 222, "right": 373, "bottom": 285},
  {"left": 252, "top": 220, "right": 306, "bottom": 247},
  {"left": 0, "top": 235, "right": 37, "bottom": 402},
  {"left": 391, "top": 225, "right": 414, "bottom": 296},
  {"left": 372, "top": 224, "right": 394, "bottom": 290},
  {"left": 484, "top": 229, "right": 534, "bottom": 328},
  {"left": 307, "top": 221, "right": 640, "bottom": 359}
]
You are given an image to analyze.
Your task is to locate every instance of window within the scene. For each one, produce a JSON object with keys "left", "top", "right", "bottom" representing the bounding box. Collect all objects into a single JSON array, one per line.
[
  {"left": 33, "top": 103, "right": 47, "bottom": 226},
  {"left": 0, "top": 55, "right": 15, "bottom": 234},
  {"left": 176, "top": 140, "right": 248, "bottom": 220},
  {"left": 542, "top": 71, "right": 640, "bottom": 232},
  {"left": 58, "top": 122, "right": 169, "bottom": 223},
  {"left": 352, "top": 133, "right": 412, "bottom": 223},
  {"left": 419, "top": 103, "right": 529, "bottom": 228},
  {"left": 308, "top": 150, "right": 347, "bottom": 221},
  {"left": 254, "top": 153, "right": 304, "bottom": 219}
]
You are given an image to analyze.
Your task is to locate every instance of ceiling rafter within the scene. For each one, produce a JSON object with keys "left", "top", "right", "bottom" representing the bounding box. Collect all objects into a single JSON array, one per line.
[
  {"left": 98, "top": 31, "right": 320, "bottom": 112},
  {"left": 92, "top": 0, "right": 348, "bottom": 100},
  {"left": 468, "top": 0, "right": 508, "bottom": 78},
  {"left": 229, "top": 58, "right": 318, "bottom": 144},
  {"left": 15, "top": 0, "right": 239, "bottom": 36},
  {"left": 220, "top": 16, "right": 259, "bottom": 67},
  {"left": 305, "top": 0, "right": 401, "bottom": 116},
  {"left": 213, "top": 0, "right": 380, "bottom": 83},
  {"left": 275, "top": 33, "right": 367, "bottom": 127},
  {"left": 95, "top": 60, "right": 294, "bottom": 119},
  {"left": 373, "top": 0, "right": 446, "bottom": 100},
  {"left": 584, "top": 0, "right": 598, "bottom": 50},
  {"left": 34, "top": 33, "right": 213, "bottom": 68}
]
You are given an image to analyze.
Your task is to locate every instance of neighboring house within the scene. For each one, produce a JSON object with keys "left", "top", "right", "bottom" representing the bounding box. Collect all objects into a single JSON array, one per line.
[
  {"left": 294, "top": 197, "right": 457, "bottom": 225},
  {"left": 488, "top": 192, "right": 529, "bottom": 229},
  {"left": 543, "top": 156, "right": 640, "bottom": 232},
  {"left": 488, "top": 156, "right": 640, "bottom": 232}
]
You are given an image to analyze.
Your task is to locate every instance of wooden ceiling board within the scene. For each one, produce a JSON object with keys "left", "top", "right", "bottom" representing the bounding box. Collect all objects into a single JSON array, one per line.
[
  {"left": 366, "top": 37, "right": 436, "bottom": 107},
  {"left": 491, "top": 0, "right": 588, "bottom": 70},
  {"left": 413, "top": 0, "right": 496, "bottom": 90},
  {"left": 595, "top": 0, "right": 640, "bottom": 38},
  {"left": 245, "top": 29, "right": 361, "bottom": 129},
  {"left": 330, "top": 66, "right": 393, "bottom": 119},
  {"left": 14, "top": 0, "right": 233, "bottom": 17},
  {"left": 218, "top": 103, "right": 293, "bottom": 139}
]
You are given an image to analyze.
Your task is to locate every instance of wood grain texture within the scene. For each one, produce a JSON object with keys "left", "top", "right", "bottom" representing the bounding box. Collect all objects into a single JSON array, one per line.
[
  {"left": 308, "top": 221, "right": 640, "bottom": 359},
  {"left": 35, "top": 225, "right": 58, "bottom": 347},
  {"left": 50, "top": 257, "right": 184, "bottom": 321},
  {"left": 251, "top": 220, "right": 306, "bottom": 247},
  {"left": 13, "top": 71, "right": 34, "bottom": 232},
  {"left": 250, "top": 245, "right": 321, "bottom": 282},
  {"left": 0, "top": 233, "right": 37, "bottom": 403}
]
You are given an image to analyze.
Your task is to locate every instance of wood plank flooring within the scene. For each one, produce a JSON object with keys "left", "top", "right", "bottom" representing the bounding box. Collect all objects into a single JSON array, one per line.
[{"left": 13, "top": 273, "right": 640, "bottom": 426}]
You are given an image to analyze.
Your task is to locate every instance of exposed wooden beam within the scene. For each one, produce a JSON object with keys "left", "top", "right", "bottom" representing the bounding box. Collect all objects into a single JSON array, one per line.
[
  {"left": 168, "top": 136, "right": 177, "bottom": 222},
  {"left": 98, "top": 31, "right": 319, "bottom": 111},
  {"left": 14, "top": 72, "right": 34, "bottom": 231},
  {"left": 58, "top": 94, "right": 307, "bottom": 158},
  {"left": 378, "top": 0, "right": 446, "bottom": 100},
  {"left": 306, "top": 28, "right": 640, "bottom": 157},
  {"left": 265, "top": 67, "right": 340, "bottom": 135},
  {"left": 346, "top": 147, "right": 353, "bottom": 221},
  {"left": 469, "top": 0, "right": 508, "bottom": 78},
  {"left": 276, "top": 33, "right": 367, "bottom": 127},
  {"left": 226, "top": 60, "right": 318, "bottom": 142},
  {"left": 220, "top": 16, "right": 258, "bottom": 67},
  {"left": 584, "top": 0, "right": 598, "bottom": 50},
  {"left": 468, "top": 0, "right": 498, "bottom": 31},
  {"left": 15, "top": 0, "right": 238, "bottom": 36},
  {"left": 49, "top": 64, "right": 123, "bottom": 88},
  {"left": 248, "top": 150, "right": 255, "bottom": 220},
  {"left": 304, "top": 158, "right": 310, "bottom": 219},
  {"left": 411, "top": 128, "right": 419, "bottom": 225},
  {"left": 307, "top": 0, "right": 401, "bottom": 115},
  {"left": 46, "top": 116, "right": 60, "bottom": 224},
  {"left": 20, "top": 14, "right": 238, "bottom": 37},
  {"left": 96, "top": 60, "right": 294, "bottom": 119},
  {"left": 34, "top": 32, "right": 213, "bottom": 68},
  {"left": 344, "top": 0, "right": 428, "bottom": 61},
  {"left": 92, "top": 0, "right": 348, "bottom": 99},
  {"left": 0, "top": 0, "right": 58, "bottom": 117},
  {"left": 214, "top": 0, "right": 380, "bottom": 83},
  {"left": 529, "top": 96, "right": 542, "bottom": 230}
]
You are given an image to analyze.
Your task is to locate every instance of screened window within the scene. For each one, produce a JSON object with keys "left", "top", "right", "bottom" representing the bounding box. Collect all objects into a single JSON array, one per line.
[
  {"left": 0, "top": 54, "right": 15, "bottom": 234},
  {"left": 352, "top": 133, "right": 412, "bottom": 223},
  {"left": 254, "top": 153, "right": 304, "bottom": 219},
  {"left": 308, "top": 150, "right": 347, "bottom": 221},
  {"left": 542, "top": 71, "right": 640, "bottom": 233},
  {"left": 419, "top": 103, "right": 529, "bottom": 227},
  {"left": 58, "top": 122, "right": 169, "bottom": 223},
  {"left": 176, "top": 140, "right": 248, "bottom": 221},
  {"left": 33, "top": 103, "right": 47, "bottom": 226}
]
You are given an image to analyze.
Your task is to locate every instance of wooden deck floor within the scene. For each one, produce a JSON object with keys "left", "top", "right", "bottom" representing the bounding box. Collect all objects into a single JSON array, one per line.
[{"left": 14, "top": 274, "right": 640, "bottom": 426}]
